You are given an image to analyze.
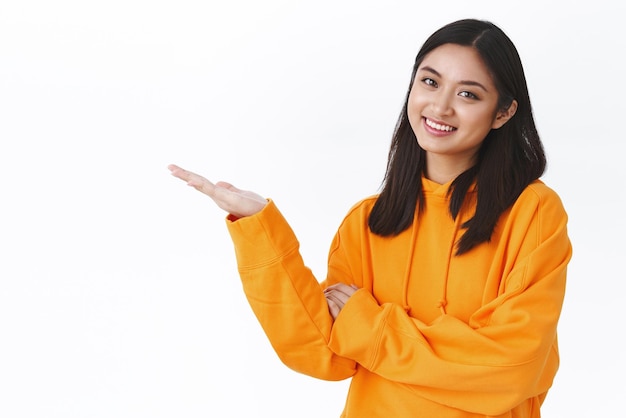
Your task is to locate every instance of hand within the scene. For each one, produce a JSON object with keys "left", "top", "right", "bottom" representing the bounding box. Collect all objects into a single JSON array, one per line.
[
  {"left": 324, "top": 283, "right": 359, "bottom": 320},
  {"left": 168, "top": 164, "right": 267, "bottom": 218}
]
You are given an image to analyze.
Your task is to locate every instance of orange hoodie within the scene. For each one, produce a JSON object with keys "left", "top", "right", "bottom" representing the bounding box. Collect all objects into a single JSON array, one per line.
[{"left": 226, "top": 177, "right": 572, "bottom": 417}]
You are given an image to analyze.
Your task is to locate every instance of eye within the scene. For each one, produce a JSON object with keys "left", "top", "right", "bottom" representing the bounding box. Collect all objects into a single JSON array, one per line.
[
  {"left": 421, "top": 77, "right": 437, "bottom": 87},
  {"left": 459, "top": 90, "right": 478, "bottom": 100}
]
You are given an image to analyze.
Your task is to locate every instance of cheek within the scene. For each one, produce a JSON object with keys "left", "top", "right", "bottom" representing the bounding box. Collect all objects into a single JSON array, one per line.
[
  {"left": 407, "top": 94, "right": 424, "bottom": 129},
  {"left": 460, "top": 107, "right": 497, "bottom": 130}
]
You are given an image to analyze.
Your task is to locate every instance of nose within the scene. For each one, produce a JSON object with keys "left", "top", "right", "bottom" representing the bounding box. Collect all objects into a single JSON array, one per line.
[{"left": 430, "top": 90, "right": 453, "bottom": 116}]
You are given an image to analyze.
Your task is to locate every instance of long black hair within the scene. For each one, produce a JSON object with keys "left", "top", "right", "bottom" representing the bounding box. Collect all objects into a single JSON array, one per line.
[{"left": 368, "top": 19, "right": 546, "bottom": 255}]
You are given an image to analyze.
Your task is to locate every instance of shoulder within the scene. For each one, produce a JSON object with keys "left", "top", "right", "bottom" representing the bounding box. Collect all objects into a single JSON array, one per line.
[
  {"left": 344, "top": 195, "right": 379, "bottom": 222},
  {"left": 345, "top": 195, "right": 378, "bottom": 216},
  {"left": 521, "top": 180, "right": 563, "bottom": 202},
  {"left": 509, "top": 180, "right": 569, "bottom": 232},
  {"left": 516, "top": 180, "right": 567, "bottom": 213},
  {"left": 334, "top": 195, "right": 378, "bottom": 235}
]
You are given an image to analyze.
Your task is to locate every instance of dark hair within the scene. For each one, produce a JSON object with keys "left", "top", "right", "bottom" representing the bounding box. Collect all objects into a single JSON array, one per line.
[{"left": 368, "top": 19, "right": 546, "bottom": 255}]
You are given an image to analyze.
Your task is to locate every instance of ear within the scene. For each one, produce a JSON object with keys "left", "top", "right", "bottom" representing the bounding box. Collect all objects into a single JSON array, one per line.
[{"left": 492, "top": 99, "right": 518, "bottom": 129}]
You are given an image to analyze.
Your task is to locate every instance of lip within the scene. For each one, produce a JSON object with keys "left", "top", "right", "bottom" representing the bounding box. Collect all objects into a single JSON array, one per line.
[{"left": 422, "top": 117, "right": 457, "bottom": 136}]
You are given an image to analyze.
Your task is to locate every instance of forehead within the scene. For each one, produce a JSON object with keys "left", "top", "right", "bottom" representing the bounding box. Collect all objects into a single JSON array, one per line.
[{"left": 418, "top": 44, "right": 494, "bottom": 86}]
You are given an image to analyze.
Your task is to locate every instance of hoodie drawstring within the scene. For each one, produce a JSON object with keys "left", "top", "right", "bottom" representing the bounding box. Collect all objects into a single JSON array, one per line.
[{"left": 437, "top": 204, "right": 465, "bottom": 316}]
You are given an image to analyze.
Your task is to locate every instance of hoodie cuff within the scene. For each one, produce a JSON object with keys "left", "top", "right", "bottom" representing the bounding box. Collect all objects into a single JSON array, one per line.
[
  {"left": 328, "top": 289, "right": 388, "bottom": 368},
  {"left": 225, "top": 199, "right": 299, "bottom": 268}
]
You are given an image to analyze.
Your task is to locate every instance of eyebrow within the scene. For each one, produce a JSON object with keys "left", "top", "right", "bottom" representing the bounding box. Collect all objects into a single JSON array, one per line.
[{"left": 418, "top": 66, "right": 489, "bottom": 92}]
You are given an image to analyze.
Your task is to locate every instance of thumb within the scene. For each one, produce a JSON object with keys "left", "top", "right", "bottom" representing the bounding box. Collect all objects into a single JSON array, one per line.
[{"left": 215, "top": 181, "right": 239, "bottom": 192}]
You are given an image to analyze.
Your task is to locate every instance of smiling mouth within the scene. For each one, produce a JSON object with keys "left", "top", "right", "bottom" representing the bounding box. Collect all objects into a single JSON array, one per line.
[{"left": 424, "top": 117, "right": 456, "bottom": 132}]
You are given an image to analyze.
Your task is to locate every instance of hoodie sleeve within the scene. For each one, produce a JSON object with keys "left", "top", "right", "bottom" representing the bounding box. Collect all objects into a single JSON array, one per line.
[
  {"left": 226, "top": 199, "right": 356, "bottom": 381},
  {"left": 326, "top": 187, "right": 572, "bottom": 415}
]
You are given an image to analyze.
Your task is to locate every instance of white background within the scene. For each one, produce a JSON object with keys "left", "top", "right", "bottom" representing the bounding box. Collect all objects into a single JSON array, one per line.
[{"left": 1, "top": 1, "right": 624, "bottom": 416}]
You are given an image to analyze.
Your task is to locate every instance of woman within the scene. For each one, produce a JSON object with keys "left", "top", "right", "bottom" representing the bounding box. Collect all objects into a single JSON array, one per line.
[{"left": 169, "top": 18, "right": 572, "bottom": 418}]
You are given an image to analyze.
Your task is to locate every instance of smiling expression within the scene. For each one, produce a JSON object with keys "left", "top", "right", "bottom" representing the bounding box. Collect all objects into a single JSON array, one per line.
[{"left": 407, "top": 43, "right": 516, "bottom": 181}]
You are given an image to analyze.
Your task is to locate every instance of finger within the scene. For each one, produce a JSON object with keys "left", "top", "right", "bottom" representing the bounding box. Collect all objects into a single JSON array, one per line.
[
  {"left": 216, "top": 182, "right": 267, "bottom": 207},
  {"left": 215, "top": 181, "right": 239, "bottom": 192},
  {"left": 324, "top": 290, "right": 348, "bottom": 308},
  {"left": 188, "top": 174, "right": 217, "bottom": 196},
  {"left": 169, "top": 165, "right": 201, "bottom": 185},
  {"left": 326, "top": 283, "right": 357, "bottom": 298},
  {"left": 168, "top": 164, "right": 193, "bottom": 182},
  {"left": 169, "top": 165, "right": 266, "bottom": 217},
  {"left": 326, "top": 297, "right": 340, "bottom": 319},
  {"left": 169, "top": 165, "right": 220, "bottom": 197}
]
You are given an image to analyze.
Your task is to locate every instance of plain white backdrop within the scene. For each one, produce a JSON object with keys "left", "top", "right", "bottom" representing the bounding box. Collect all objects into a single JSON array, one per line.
[{"left": 1, "top": 1, "right": 624, "bottom": 416}]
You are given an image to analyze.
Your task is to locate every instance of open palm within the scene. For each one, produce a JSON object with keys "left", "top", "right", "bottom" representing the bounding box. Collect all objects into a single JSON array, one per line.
[{"left": 168, "top": 164, "right": 267, "bottom": 218}]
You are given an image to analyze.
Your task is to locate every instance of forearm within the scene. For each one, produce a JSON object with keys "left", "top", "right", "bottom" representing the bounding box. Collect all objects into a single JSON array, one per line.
[
  {"left": 326, "top": 190, "right": 571, "bottom": 413},
  {"left": 328, "top": 288, "right": 561, "bottom": 415},
  {"left": 227, "top": 200, "right": 356, "bottom": 380}
]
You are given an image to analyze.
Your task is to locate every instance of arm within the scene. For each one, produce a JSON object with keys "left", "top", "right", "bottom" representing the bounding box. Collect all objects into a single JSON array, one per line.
[
  {"left": 326, "top": 188, "right": 572, "bottom": 415},
  {"left": 168, "top": 164, "right": 356, "bottom": 380},
  {"left": 226, "top": 200, "right": 356, "bottom": 380}
]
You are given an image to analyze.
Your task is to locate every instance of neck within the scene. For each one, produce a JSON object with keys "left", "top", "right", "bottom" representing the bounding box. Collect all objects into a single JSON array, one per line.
[{"left": 425, "top": 153, "right": 475, "bottom": 184}]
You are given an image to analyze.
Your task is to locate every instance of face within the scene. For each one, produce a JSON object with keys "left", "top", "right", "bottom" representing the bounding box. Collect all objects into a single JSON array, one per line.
[{"left": 407, "top": 43, "right": 516, "bottom": 180}]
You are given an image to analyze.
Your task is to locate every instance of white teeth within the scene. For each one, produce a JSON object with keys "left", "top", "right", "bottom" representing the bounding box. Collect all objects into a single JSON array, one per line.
[{"left": 425, "top": 118, "right": 455, "bottom": 132}]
